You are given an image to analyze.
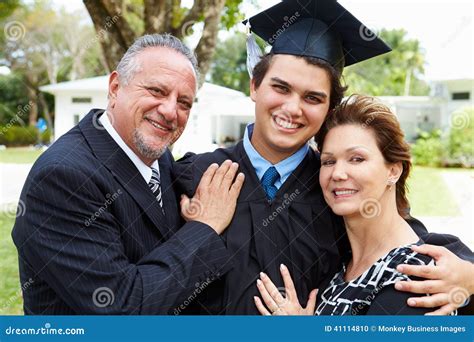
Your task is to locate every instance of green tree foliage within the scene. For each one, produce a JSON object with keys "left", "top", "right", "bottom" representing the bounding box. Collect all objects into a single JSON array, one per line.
[
  {"left": 411, "top": 108, "right": 474, "bottom": 168},
  {"left": 210, "top": 32, "right": 251, "bottom": 95},
  {"left": 0, "top": 1, "right": 105, "bottom": 128},
  {"left": 343, "top": 29, "right": 430, "bottom": 96},
  {"left": 411, "top": 129, "right": 444, "bottom": 167}
]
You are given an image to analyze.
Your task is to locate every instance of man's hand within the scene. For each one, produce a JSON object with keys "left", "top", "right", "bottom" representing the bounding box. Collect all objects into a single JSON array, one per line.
[
  {"left": 180, "top": 160, "right": 244, "bottom": 235},
  {"left": 395, "top": 244, "right": 473, "bottom": 315}
]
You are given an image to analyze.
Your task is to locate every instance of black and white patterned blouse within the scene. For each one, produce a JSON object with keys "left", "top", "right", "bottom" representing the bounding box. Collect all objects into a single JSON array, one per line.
[{"left": 315, "top": 241, "right": 457, "bottom": 315}]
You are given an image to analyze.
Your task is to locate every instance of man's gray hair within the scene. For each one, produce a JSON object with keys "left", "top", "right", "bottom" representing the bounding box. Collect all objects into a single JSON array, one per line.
[{"left": 116, "top": 33, "right": 199, "bottom": 85}]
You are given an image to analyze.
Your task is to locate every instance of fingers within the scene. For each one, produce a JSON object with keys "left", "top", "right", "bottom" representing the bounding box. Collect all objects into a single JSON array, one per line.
[
  {"left": 395, "top": 279, "right": 444, "bottom": 294},
  {"left": 304, "top": 289, "right": 318, "bottom": 315},
  {"left": 410, "top": 244, "right": 450, "bottom": 261},
  {"left": 260, "top": 272, "right": 286, "bottom": 306},
  {"left": 396, "top": 264, "right": 441, "bottom": 281},
  {"left": 198, "top": 163, "right": 219, "bottom": 188},
  {"left": 425, "top": 303, "right": 457, "bottom": 316},
  {"left": 406, "top": 292, "right": 449, "bottom": 308},
  {"left": 279, "top": 264, "right": 297, "bottom": 301},
  {"left": 220, "top": 161, "right": 239, "bottom": 190},
  {"left": 256, "top": 278, "right": 280, "bottom": 313},
  {"left": 254, "top": 296, "right": 271, "bottom": 316},
  {"left": 229, "top": 172, "right": 245, "bottom": 197},
  {"left": 212, "top": 160, "right": 233, "bottom": 188}
]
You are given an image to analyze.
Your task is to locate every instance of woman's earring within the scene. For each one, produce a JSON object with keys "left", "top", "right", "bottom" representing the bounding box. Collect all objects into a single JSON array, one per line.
[{"left": 387, "top": 179, "right": 396, "bottom": 191}]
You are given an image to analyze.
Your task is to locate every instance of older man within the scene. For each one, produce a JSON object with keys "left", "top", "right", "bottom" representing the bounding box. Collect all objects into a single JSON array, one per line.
[{"left": 12, "top": 34, "right": 244, "bottom": 315}]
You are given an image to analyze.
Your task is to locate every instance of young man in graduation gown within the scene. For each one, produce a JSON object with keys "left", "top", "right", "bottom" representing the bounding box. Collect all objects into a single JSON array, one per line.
[{"left": 173, "top": 0, "right": 474, "bottom": 315}]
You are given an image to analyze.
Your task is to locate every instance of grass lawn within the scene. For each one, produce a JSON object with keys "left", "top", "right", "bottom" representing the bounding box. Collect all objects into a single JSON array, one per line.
[
  {"left": 0, "top": 147, "right": 44, "bottom": 164},
  {"left": 407, "top": 166, "right": 461, "bottom": 217},
  {"left": 0, "top": 213, "right": 23, "bottom": 315}
]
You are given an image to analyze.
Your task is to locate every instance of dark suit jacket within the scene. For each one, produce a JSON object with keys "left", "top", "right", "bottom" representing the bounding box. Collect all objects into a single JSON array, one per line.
[{"left": 12, "top": 109, "right": 232, "bottom": 315}]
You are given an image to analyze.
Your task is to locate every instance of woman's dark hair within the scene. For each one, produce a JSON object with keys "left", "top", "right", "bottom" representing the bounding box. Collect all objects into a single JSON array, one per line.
[
  {"left": 315, "top": 95, "right": 412, "bottom": 218},
  {"left": 251, "top": 53, "right": 347, "bottom": 111}
]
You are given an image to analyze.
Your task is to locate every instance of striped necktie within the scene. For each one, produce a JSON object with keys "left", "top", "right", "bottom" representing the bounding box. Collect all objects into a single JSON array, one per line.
[{"left": 149, "top": 167, "right": 164, "bottom": 210}]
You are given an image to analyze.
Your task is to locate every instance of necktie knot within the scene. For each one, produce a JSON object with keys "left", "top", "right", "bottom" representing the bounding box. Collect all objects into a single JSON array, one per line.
[{"left": 261, "top": 166, "right": 279, "bottom": 200}]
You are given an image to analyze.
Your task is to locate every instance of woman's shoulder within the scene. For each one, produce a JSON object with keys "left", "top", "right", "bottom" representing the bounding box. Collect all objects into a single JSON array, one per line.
[
  {"left": 387, "top": 241, "right": 433, "bottom": 267},
  {"left": 380, "top": 241, "right": 433, "bottom": 285}
]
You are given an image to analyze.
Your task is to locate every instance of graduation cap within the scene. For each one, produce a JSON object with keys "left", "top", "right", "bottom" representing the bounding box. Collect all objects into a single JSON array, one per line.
[{"left": 243, "top": 0, "right": 391, "bottom": 74}]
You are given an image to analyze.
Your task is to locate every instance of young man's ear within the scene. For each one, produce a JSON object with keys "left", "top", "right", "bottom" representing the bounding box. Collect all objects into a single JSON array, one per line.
[
  {"left": 107, "top": 71, "right": 120, "bottom": 107},
  {"left": 250, "top": 78, "right": 257, "bottom": 102}
]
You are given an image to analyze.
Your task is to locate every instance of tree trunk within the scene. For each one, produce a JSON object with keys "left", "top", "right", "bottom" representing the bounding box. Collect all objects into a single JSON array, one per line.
[
  {"left": 193, "top": 0, "right": 226, "bottom": 84},
  {"left": 83, "top": 0, "right": 135, "bottom": 71},
  {"left": 22, "top": 73, "right": 39, "bottom": 126},
  {"left": 38, "top": 92, "right": 53, "bottom": 130},
  {"left": 83, "top": 0, "right": 229, "bottom": 86}
]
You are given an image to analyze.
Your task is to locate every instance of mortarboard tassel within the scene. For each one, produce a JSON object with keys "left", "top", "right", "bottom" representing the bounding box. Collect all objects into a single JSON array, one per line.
[{"left": 246, "top": 29, "right": 263, "bottom": 78}]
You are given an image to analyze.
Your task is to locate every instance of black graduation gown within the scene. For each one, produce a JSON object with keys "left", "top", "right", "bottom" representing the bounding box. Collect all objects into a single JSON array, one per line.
[{"left": 173, "top": 141, "right": 474, "bottom": 315}]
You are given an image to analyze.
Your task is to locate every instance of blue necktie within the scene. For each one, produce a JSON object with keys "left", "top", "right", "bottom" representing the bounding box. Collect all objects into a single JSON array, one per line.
[{"left": 261, "top": 166, "right": 279, "bottom": 200}]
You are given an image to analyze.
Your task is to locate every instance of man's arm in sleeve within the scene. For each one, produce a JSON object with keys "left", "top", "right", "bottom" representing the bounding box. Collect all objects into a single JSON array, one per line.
[{"left": 15, "top": 164, "right": 232, "bottom": 314}]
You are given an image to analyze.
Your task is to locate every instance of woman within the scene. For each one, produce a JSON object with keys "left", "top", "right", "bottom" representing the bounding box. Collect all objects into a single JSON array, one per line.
[{"left": 254, "top": 95, "right": 457, "bottom": 315}]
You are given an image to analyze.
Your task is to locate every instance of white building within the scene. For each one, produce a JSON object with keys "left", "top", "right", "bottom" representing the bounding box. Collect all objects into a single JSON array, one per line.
[{"left": 40, "top": 76, "right": 255, "bottom": 155}]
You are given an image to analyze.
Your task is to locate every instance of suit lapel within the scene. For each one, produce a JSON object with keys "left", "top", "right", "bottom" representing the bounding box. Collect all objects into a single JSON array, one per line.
[{"left": 79, "top": 109, "right": 173, "bottom": 239}]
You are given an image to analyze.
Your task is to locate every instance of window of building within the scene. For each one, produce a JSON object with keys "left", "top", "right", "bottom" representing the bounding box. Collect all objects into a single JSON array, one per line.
[
  {"left": 451, "top": 92, "right": 470, "bottom": 100},
  {"left": 72, "top": 97, "right": 92, "bottom": 103}
]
